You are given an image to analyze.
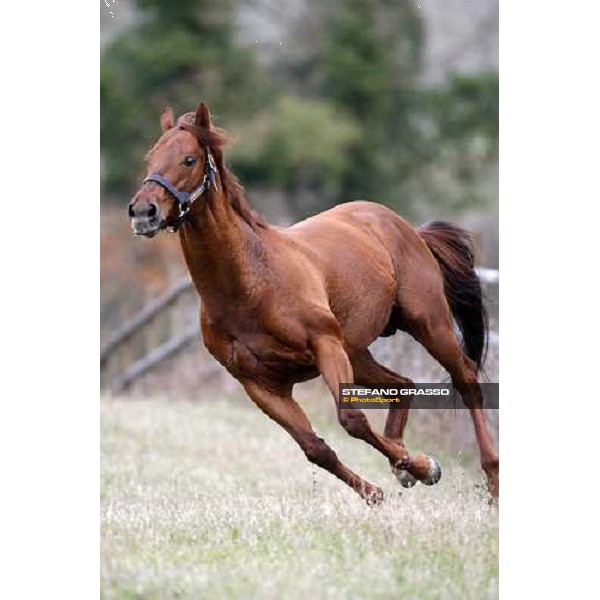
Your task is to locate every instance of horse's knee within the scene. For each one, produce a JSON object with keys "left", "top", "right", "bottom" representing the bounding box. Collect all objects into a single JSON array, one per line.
[
  {"left": 302, "top": 435, "right": 338, "bottom": 470},
  {"left": 339, "top": 409, "right": 370, "bottom": 439}
]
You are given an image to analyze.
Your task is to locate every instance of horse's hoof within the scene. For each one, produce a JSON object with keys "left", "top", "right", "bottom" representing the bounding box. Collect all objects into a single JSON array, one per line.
[
  {"left": 365, "top": 488, "right": 385, "bottom": 506},
  {"left": 395, "top": 469, "right": 418, "bottom": 488},
  {"left": 421, "top": 455, "right": 442, "bottom": 486}
]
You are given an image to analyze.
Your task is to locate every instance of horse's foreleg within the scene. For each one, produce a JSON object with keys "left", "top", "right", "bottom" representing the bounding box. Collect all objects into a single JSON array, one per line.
[
  {"left": 242, "top": 380, "right": 384, "bottom": 504},
  {"left": 312, "top": 336, "right": 441, "bottom": 486}
]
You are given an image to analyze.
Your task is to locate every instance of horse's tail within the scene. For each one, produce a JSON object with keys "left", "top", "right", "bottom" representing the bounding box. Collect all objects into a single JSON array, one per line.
[{"left": 418, "top": 221, "right": 488, "bottom": 374}]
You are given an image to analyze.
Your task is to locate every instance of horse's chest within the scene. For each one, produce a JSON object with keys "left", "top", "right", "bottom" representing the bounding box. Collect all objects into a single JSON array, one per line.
[{"left": 202, "top": 319, "right": 316, "bottom": 382}]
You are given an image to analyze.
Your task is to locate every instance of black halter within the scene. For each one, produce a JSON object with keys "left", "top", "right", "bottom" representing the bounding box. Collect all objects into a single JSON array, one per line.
[{"left": 143, "top": 145, "right": 218, "bottom": 232}]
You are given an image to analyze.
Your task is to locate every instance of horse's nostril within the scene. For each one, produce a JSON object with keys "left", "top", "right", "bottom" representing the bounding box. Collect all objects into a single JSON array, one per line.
[
  {"left": 127, "top": 203, "right": 136, "bottom": 218},
  {"left": 148, "top": 203, "right": 157, "bottom": 218}
]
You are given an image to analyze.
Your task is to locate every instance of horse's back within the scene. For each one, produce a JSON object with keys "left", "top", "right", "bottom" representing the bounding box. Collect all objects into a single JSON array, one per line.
[
  {"left": 286, "top": 200, "right": 409, "bottom": 235},
  {"left": 281, "top": 201, "right": 428, "bottom": 274}
]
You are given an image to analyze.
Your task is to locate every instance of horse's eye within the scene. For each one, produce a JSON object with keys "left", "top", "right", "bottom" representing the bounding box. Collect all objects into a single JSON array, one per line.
[{"left": 183, "top": 156, "right": 197, "bottom": 167}]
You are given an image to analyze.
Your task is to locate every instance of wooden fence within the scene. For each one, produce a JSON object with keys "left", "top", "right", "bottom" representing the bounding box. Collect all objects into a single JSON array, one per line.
[{"left": 100, "top": 268, "right": 499, "bottom": 393}]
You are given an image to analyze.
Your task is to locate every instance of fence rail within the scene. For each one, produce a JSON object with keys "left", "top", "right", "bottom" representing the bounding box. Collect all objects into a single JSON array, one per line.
[
  {"left": 110, "top": 325, "right": 200, "bottom": 392},
  {"left": 101, "top": 268, "right": 499, "bottom": 392},
  {"left": 100, "top": 278, "right": 192, "bottom": 367}
]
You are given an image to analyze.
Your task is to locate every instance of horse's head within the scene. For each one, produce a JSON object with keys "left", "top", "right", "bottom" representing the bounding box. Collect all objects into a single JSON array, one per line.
[{"left": 128, "top": 102, "right": 217, "bottom": 237}]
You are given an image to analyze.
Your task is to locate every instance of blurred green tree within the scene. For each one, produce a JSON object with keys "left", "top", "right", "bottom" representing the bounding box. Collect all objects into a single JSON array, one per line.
[
  {"left": 411, "top": 73, "right": 499, "bottom": 216},
  {"left": 229, "top": 96, "right": 360, "bottom": 216},
  {"left": 271, "top": 0, "right": 498, "bottom": 218},
  {"left": 301, "top": 0, "right": 426, "bottom": 212},
  {"left": 101, "top": 0, "right": 269, "bottom": 197},
  {"left": 101, "top": 0, "right": 498, "bottom": 221}
]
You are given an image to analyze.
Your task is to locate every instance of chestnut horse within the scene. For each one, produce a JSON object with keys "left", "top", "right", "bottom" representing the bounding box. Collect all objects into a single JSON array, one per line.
[{"left": 128, "top": 102, "right": 499, "bottom": 503}]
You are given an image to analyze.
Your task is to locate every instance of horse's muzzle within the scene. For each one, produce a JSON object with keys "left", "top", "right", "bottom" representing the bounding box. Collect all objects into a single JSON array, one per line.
[
  {"left": 131, "top": 217, "right": 161, "bottom": 238},
  {"left": 128, "top": 198, "right": 162, "bottom": 237}
]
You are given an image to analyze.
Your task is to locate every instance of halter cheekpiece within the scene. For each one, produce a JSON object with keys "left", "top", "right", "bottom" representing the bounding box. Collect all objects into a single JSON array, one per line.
[{"left": 142, "top": 128, "right": 218, "bottom": 232}]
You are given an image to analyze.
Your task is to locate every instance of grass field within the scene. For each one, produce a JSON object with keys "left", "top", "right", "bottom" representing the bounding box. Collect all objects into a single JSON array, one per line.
[{"left": 101, "top": 392, "right": 498, "bottom": 600}]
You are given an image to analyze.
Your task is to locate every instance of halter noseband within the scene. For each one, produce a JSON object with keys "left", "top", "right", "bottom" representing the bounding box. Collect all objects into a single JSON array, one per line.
[{"left": 142, "top": 137, "right": 218, "bottom": 232}]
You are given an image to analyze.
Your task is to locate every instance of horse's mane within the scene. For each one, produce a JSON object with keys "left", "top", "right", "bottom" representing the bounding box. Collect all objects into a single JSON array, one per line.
[{"left": 177, "top": 112, "right": 267, "bottom": 231}]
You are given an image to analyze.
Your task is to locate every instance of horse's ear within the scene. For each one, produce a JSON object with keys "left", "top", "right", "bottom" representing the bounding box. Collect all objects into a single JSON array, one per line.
[
  {"left": 160, "top": 106, "right": 175, "bottom": 133},
  {"left": 195, "top": 102, "right": 212, "bottom": 130}
]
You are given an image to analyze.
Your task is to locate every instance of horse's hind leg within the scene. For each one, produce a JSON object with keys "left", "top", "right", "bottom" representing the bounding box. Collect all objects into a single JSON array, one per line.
[
  {"left": 352, "top": 350, "right": 425, "bottom": 489},
  {"left": 402, "top": 304, "right": 499, "bottom": 497},
  {"left": 352, "top": 350, "right": 412, "bottom": 445},
  {"left": 312, "top": 336, "right": 441, "bottom": 486},
  {"left": 242, "top": 380, "right": 384, "bottom": 505}
]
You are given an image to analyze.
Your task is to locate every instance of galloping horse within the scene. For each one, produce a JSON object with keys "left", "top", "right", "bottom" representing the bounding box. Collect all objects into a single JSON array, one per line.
[{"left": 128, "top": 102, "right": 499, "bottom": 503}]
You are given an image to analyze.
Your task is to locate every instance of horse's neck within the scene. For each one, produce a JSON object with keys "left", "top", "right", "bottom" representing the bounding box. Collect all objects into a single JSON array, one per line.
[{"left": 179, "top": 190, "right": 267, "bottom": 315}]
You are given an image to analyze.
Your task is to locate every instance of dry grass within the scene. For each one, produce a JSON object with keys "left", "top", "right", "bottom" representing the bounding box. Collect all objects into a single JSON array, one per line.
[{"left": 101, "top": 393, "right": 498, "bottom": 600}]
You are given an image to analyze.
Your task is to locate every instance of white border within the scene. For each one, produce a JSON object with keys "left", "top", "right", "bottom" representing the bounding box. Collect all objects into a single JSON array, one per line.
[
  {"left": 501, "top": 1, "right": 600, "bottom": 597},
  {"left": 0, "top": 3, "right": 99, "bottom": 598}
]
